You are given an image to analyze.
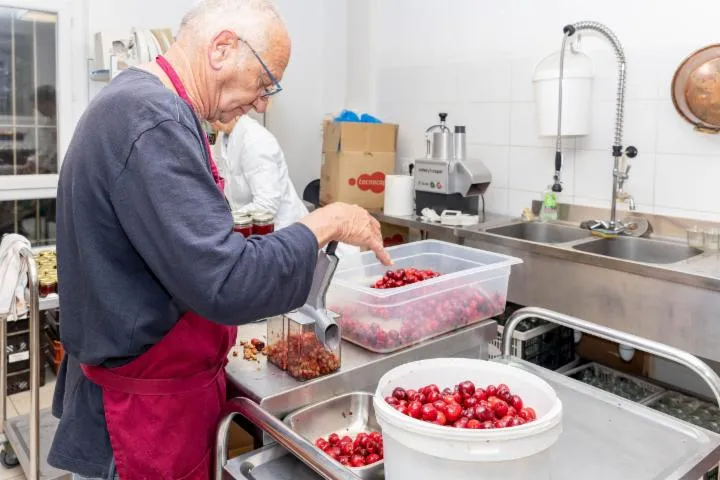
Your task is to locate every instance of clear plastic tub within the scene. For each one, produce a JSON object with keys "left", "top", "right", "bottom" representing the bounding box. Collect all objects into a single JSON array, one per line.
[{"left": 327, "top": 240, "right": 522, "bottom": 353}]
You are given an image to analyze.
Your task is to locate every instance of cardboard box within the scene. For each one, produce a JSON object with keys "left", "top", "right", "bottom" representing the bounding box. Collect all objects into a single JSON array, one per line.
[
  {"left": 575, "top": 334, "right": 649, "bottom": 376},
  {"left": 320, "top": 122, "right": 398, "bottom": 209}
]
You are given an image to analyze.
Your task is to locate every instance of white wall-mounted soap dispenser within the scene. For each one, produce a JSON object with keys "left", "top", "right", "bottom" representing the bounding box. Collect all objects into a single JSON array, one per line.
[{"left": 533, "top": 46, "right": 594, "bottom": 137}]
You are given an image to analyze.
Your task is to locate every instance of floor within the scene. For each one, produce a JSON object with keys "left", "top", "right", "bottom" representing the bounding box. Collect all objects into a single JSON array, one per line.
[{"left": 0, "top": 374, "right": 57, "bottom": 480}]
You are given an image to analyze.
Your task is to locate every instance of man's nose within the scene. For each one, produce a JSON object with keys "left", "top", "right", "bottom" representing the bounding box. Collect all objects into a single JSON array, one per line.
[{"left": 253, "top": 97, "right": 268, "bottom": 113}]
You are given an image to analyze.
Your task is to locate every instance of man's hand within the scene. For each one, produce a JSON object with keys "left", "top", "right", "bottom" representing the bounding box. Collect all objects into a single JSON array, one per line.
[{"left": 299, "top": 202, "right": 392, "bottom": 266}]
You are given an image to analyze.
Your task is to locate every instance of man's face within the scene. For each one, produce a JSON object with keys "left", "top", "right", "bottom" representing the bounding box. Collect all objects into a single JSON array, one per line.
[{"left": 208, "top": 29, "right": 289, "bottom": 123}]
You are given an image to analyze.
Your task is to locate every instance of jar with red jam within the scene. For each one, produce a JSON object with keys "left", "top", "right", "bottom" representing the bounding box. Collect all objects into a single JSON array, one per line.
[
  {"left": 232, "top": 213, "right": 253, "bottom": 238},
  {"left": 252, "top": 212, "right": 275, "bottom": 236}
]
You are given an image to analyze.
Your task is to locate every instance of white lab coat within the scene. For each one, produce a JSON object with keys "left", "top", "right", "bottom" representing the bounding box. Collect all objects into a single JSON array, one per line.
[{"left": 216, "top": 116, "right": 360, "bottom": 259}]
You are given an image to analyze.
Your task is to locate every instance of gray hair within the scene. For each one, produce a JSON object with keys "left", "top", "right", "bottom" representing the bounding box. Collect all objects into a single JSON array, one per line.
[{"left": 178, "top": 0, "right": 284, "bottom": 54}]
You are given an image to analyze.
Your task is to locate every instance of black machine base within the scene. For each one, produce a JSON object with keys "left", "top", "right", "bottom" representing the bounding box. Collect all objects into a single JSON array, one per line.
[{"left": 415, "top": 191, "right": 480, "bottom": 216}]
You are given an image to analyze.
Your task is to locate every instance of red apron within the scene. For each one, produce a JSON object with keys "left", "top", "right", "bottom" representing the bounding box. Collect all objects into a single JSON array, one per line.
[{"left": 81, "top": 55, "right": 236, "bottom": 480}]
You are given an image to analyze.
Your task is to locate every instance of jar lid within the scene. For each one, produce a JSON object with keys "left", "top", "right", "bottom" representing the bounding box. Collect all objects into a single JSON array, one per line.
[
  {"left": 232, "top": 212, "right": 252, "bottom": 226},
  {"left": 252, "top": 211, "right": 274, "bottom": 223}
]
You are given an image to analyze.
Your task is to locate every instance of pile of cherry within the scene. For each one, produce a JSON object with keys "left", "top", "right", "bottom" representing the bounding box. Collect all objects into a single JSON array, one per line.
[
  {"left": 314, "top": 431, "right": 383, "bottom": 468},
  {"left": 385, "top": 381, "right": 537, "bottom": 429},
  {"left": 370, "top": 267, "right": 441, "bottom": 289}
]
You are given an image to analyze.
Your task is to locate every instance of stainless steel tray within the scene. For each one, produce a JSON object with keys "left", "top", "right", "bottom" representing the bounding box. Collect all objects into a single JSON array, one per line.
[
  {"left": 646, "top": 389, "right": 720, "bottom": 435},
  {"left": 283, "top": 392, "right": 383, "bottom": 479},
  {"left": 563, "top": 361, "right": 666, "bottom": 404}
]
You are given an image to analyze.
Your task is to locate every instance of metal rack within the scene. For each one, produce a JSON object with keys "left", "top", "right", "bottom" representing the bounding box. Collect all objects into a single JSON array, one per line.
[{"left": 0, "top": 243, "right": 65, "bottom": 480}]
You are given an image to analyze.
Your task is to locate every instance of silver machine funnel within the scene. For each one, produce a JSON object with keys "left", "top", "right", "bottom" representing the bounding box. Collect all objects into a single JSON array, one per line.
[{"left": 298, "top": 240, "right": 341, "bottom": 350}]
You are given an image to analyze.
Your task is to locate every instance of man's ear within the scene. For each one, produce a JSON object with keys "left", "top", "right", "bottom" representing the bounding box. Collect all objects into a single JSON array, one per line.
[{"left": 208, "top": 30, "right": 237, "bottom": 71}]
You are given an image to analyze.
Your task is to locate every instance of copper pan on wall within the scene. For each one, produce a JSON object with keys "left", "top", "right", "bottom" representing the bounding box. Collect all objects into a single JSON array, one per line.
[{"left": 672, "top": 44, "right": 720, "bottom": 134}]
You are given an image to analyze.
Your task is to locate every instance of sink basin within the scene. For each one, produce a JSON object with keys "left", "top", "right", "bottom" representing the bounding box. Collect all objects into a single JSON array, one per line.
[
  {"left": 486, "top": 222, "right": 592, "bottom": 244},
  {"left": 572, "top": 236, "right": 703, "bottom": 264}
]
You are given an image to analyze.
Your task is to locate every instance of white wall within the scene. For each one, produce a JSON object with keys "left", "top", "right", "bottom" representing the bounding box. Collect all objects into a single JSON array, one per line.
[
  {"left": 268, "top": 0, "right": 347, "bottom": 196},
  {"left": 359, "top": 0, "right": 720, "bottom": 222}
]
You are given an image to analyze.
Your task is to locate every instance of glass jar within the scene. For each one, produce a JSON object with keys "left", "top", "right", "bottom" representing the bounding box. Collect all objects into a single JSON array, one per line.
[
  {"left": 39, "top": 275, "right": 57, "bottom": 297},
  {"left": 252, "top": 212, "right": 275, "bottom": 236},
  {"left": 232, "top": 213, "right": 253, "bottom": 238}
]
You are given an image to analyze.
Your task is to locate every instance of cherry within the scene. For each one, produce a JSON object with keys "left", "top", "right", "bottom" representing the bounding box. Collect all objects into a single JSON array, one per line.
[
  {"left": 445, "top": 403, "right": 463, "bottom": 423},
  {"left": 397, "top": 400, "right": 408, "bottom": 407},
  {"left": 442, "top": 394, "right": 457, "bottom": 405},
  {"left": 366, "top": 453, "right": 382, "bottom": 465},
  {"left": 473, "top": 388, "right": 487, "bottom": 401},
  {"left": 434, "top": 411, "right": 447, "bottom": 425},
  {"left": 341, "top": 436, "right": 353, "bottom": 445},
  {"left": 421, "top": 404, "right": 438, "bottom": 422},
  {"left": 353, "top": 433, "right": 368, "bottom": 449},
  {"left": 350, "top": 454, "right": 366, "bottom": 467},
  {"left": 392, "top": 387, "right": 407, "bottom": 401},
  {"left": 486, "top": 385, "right": 498, "bottom": 398},
  {"left": 510, "top": 395, "right": 523, "bottom": 411},
  {"left": 408, "top": 401, "right": 423, "bottom": 419},
  {"left": 327, "top": 446, "right": 342, "bottom": 459},
  {"left": 328, "top": 433, "right": 340, "bottom": 445},
  {"left": 432, "top": 400, "right": 447, "bottom": 413},
  {"left": 467, "top": 419, "right": 482, "bottom": 429},
  {"left": 482, "top": 420, "right": 495, "bottom": 429},
  {"left": 385, "top": 396, "right": 399, "bottom": 406},
  {"left": 338, "top": 456, "right": 351, "bottom": 466},
  {"left": 458, "top": 381, "right": 476, "bottom": 397},
  {"left": 519, "top": 407, "right": 537, "bottom": 421},
  {"left": 507, "top": 406, "right": 517, "bottom": 418},
  {"left": 340, "top": 442, "right": 354, "bottom": 456},
  {"left": 369, "top": 432, "right": 382, "bottom": 442},
  {"left": 463, "top": 396, "right": 478, "bottom": 409},
  {"left": 453, "top": 416, "right": 470, "bottom": 428},
  {"left": 395, "top": 404, "right": 409, "bottom": 415},
  {"left": 365, "top": 439, "right": 379, "bottom": 454},
  {"left": 406, "top": 389, "right": 419, "bottom": 402},
  {"left": 474, "top": 404, "right": 494, "bottom": 422},
  {"left": 316, "top": 438, "right": 329, "bottom": 450},
  {"left": 492, "top": 400, "right": 509, "bottom": 419}
]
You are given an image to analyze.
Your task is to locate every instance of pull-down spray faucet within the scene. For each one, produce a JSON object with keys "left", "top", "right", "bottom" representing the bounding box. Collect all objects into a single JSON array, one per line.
[{"left": 555, "top": 22, "right": 638, "bottom": 233}]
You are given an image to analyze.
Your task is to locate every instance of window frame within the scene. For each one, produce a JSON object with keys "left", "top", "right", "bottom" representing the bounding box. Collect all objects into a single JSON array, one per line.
[{"left": 0, "top": 0, "right": 73, "bottom": 200}]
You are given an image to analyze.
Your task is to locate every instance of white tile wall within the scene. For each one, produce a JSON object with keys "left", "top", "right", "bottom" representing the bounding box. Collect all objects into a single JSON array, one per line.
[{"left": 363, "top": 0, "right": 720, "bottom": 221}]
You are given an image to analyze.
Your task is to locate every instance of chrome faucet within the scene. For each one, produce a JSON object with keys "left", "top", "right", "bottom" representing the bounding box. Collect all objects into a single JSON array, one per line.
[{"left": 561, "top": 22, "right": 638, "bottom": 235}]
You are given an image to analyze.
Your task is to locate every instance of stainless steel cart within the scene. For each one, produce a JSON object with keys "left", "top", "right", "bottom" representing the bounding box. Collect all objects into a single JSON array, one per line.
[
  {"left": 216, "top": 309, "right": 720, "bottom": 480},
  {"left": 0, "top": 243, "right": 67, "bottom": 480}
]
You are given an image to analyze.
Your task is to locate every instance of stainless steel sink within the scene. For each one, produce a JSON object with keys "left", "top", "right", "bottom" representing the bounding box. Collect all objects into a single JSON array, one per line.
[
  {"left": 572, "top": 236, "right": 703, "bottom": 264},
  {"left": 485, "top": 222, "right": 592, "bottom": 244}
]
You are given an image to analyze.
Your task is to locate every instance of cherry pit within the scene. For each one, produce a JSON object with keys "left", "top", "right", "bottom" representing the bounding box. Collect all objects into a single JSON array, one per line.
[
  {"left": 315, "top": 431, "right": 383, "bottom": 468},
  {"left": 385, "top": 381, "right": 537, "bottom": 429},
  {"left": 370, "top": 267, "right": 441, "bottom": 289}
]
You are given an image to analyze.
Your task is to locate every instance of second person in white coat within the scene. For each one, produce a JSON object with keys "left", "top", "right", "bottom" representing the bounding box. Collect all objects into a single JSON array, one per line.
[{"left": 213, "top": 115, "right": 361, "bottom": 257}]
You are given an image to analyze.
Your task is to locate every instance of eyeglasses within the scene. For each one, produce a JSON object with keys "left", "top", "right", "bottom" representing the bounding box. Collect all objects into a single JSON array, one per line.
[{"left": 237, "top": 37, "right": 282, "bottom": 98}]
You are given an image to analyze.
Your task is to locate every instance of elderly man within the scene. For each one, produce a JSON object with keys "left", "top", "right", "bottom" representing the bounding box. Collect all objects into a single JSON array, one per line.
[{"left": 48, "top": 1, "right": 389, "bottom": 479}]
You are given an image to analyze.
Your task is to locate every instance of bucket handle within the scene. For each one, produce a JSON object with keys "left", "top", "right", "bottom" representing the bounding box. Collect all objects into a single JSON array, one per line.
[{"left": 500, "top": 307, "right": 720, "bottom": 407}]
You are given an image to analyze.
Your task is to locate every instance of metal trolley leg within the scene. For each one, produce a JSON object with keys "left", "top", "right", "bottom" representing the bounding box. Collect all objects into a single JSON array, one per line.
[
  {"left": 0, "top": 247, "right": 41, "bottom": 478},
  {"left": 501, "top": 307, "right": 720, "bottom": 406}
]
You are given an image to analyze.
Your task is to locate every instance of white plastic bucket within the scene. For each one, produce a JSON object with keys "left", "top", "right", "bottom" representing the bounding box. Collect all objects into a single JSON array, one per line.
[{"left": 374, "top": 358, "right": 562, "bottom": 480}]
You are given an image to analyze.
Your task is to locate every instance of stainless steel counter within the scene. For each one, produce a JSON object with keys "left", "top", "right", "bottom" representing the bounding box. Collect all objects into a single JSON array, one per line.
[
  {"left": 226, "top": 319, "right": 496, "bottom": 426},
  {"left": 371, "top": 212, "right": 720, "bottom": 363}
]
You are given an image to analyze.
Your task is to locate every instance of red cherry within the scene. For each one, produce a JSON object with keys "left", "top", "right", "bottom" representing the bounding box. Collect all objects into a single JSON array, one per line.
[
  {"left": 353, "top": 433, "right": 368, "bottom": 449},
  {"left": 369, "top": 432, "right": 382, "bottom": 442},
  {"left": 432, "top": 400, "right": 447, "bottom": 413},
  {"left": 350, "top": 454, "right": 366, "bottom": 467},
  {"left": 366, "top": 453, "right": 381, "bottom": 465},
  {"left": 315, "top": 438, "right": 329, "bottom": 450},
  {"left": 510, "top": 395, "right": 523, "bottom": 411},
  {"left": 365, "top": 439, "right": 379, "bottom": 454},
  {"left": 385, "top": 396, "right": 399, "bottom": 406},
  {"left": 519, "top": 407, "right": 537, "bottom": 421},
  {"left": 395, "top": 404, "right": 409, "bottom": 415},
  {"left": 453, "top": 416, "right": 470, "bottom": 428},
  {"left": 442, "top": 394, "right": 457, "bottom": 405},
  {"left": 458, "top": 381, "right": 476, "bottom": 397},
  {"left": 327, "top": 446, "right": 342, "bottom": 459},
  {"left": 507, "top": 406, "right": 517, "bottom": 418},
  {"left": 328, "top": 433, "right": 340, "bottom": 445},
  {"left": 493, "top": 400, "right": 509, "bottom": 419},
  {"left": 397, "top": 400, "right": 408, "bottom": 407},
  {"left": 474, "top": 404, "right": 494, "bottom": 422},
  {"left": 486, "top": 385, "right": 498, "bottom": 397},
  {"left": 473, "top": 388, "right": 487, "bottom": 401},
  {"left": 392, "top": 387, "right": 407, "bottom": 401},
  {"left": 425, "top": 391, "right": 441, "bottom": 403},
  {"left": 341, "top": 436, "right": 353, "bottom": 445},
  {"left": 453, "top": 392, "right": 464, "bottom": 404},
  {"left": 445, "top": 403, "right": 463, "bottom": 423},
  {"left": 467, "top": 419, "right": 482, "bottom": 429},
  {"left": 482, "top": 420, "right": 495, "bottom": 429},
  {"left": 463, "top": 396, "right": 478, "bottom": 409},
  {"left": 406, "top": 389, "right": 419, "bottom": 402},
  {"left": 340, "top": 442, "right": 354, "bottom": 456},
  {"left": 421, "top": 404, "right": 438, "bottom": 422},
  {"left": 408, "top": 401, "right": 423, "bottom": 419},
  {"left": 434, "top": 410, "right": 447, "bottom": 425}
]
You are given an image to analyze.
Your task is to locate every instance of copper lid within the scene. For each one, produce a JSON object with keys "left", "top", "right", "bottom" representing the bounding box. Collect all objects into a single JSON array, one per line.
[{"left": 672, "top": 44, "right": 720, "bottom": 133}]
